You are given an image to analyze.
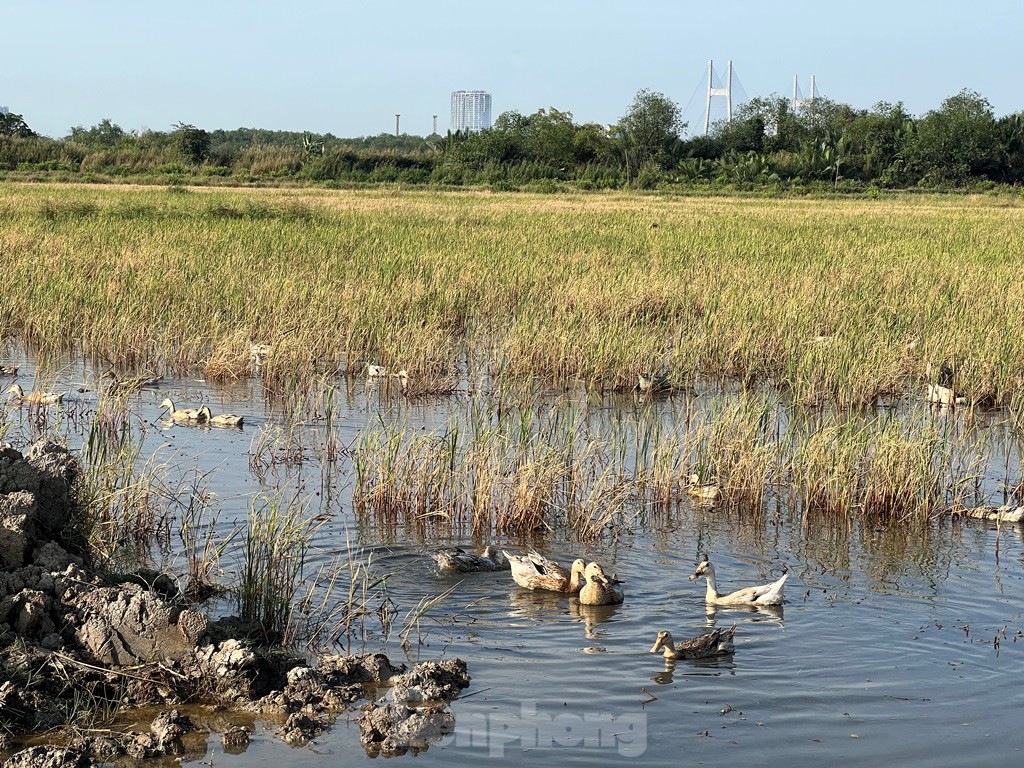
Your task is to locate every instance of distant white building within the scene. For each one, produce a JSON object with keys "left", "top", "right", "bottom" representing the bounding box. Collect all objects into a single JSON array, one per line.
[
  {"left": 0, "top": 106, "right": 9, "bottom": 116},
  {"left": 450, "top": 91, "right": 492, "bottom": 133}
]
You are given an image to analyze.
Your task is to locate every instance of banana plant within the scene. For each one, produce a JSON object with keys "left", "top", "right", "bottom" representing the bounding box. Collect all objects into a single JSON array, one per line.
[{"left": 678, "top": 157, "right": 714, "bottom": 181}]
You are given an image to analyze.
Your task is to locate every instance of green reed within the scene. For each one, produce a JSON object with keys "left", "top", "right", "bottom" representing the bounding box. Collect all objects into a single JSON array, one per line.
[{"left": 237, "top": 494, "right": 323, "bottom": 641}]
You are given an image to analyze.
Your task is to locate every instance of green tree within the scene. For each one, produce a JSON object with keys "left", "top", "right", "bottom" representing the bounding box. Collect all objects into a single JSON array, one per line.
[
  {"left": 995, "top": 113, "right": 1024, "bottom": 183},
  {"left": 67, "top": 118, "right": 126, "bottom": 147},
  {"left": 522, "top": 108, "right": 577, "bottom": 169},
  {"left": 0, "top": 112, "right": 36, "bottom": 138},
  {"left": 572, "top": 122, "right": 615, "bottom": 165},
  {"left": 839, "top": 102, "right": 912, "bottom": 182},
  {"left": 904, "top": 90, "right": 1000, "bottom": 183},
  {"left": 617, "top": 89, "right": 686, "bottom": 173},
  {"left": 796, "top": 98, "right": 861, "bottom": 143},
  {"left": 172, "top": 122, "right": 211, "bottom": 164},
  {"left": 732, "top": 96, "right": 805, "bottom": 153},
  {"left": 712, "top": 114, "right": 765, "bottom": 154}
]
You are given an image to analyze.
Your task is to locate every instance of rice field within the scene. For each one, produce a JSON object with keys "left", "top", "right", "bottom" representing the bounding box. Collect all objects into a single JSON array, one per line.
[
  {"left": 3, "top": 182, "right": 1024, "bottom": 537},
  {"left": 4, "top": 182, "right": 1023, "bottom": 763},
  {"left": 2, "top": 183, "right": 1023, "bottom": 407}
]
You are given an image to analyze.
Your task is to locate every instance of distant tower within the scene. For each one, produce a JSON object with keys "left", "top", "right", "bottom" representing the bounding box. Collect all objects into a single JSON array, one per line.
[
  {"left": 395, "top": 114, "right": 401, "bottom": 136},
  {"left": 432, "top": 115, "right": 438, "bottom": 135},
  {"left": 793, "top": 75, "right": 817, "bottom": 109},
  {"left": 450, "top": 91, "right": 492, "bottom": 132},
  {"left": 703, "top": 60, "right": 733, "bottom": 136}
]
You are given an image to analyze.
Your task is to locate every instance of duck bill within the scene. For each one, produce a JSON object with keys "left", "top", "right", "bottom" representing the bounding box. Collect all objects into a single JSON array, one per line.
[
  {"left": 688, "top": 572, "right": 699, "bottom": 581},
  {"left": 649, "top": 639, "right": 663, "bottom": 654}
]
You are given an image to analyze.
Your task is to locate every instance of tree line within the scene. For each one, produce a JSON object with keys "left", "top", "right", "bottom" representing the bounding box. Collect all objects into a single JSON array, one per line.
[{"left": 1, "top": 88, "right": 1022, "bottom": 191}]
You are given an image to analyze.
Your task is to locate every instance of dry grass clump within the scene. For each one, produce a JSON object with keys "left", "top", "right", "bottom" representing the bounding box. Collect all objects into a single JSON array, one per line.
[
  {"left": 77, "top": 394, "right": 171, "bottom": 560},
  {"left": 348, "top": 383, "right": 975, "bottom": 538},
  {"left": 789, "top": 411, "right": 949, "bottom": 521},
  {"left": 686, "top": 392, "right": 782, "bottom": 507}
]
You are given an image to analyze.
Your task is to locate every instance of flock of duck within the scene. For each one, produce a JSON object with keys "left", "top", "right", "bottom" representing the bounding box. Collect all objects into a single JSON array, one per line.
[
  {"left": 2, "top": 367, "right": 245, "bottom": 428},
  {"left": 432, "top": 548, "right": 787, "bottom": 661},
  {"left": 158, "top": 398, "right": 244, "bottom": 428}
]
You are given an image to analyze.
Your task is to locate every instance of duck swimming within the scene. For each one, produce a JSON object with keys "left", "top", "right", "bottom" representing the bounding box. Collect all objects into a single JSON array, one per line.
[
  {"left": 6, "top": 384, "right": 64, "bottom": 405},
  {"left": 649, "top": 626, "right": 737, "bottom": 660},
  {"left": 579, "top": 562, "right": 624, "bottom": 605},
  {"left": 687, "top": 474, "right": 722, "bottom": 502},
  {"left": 635, "top": 371, "right": 670, "bottom": 394},
  {"left": 432, "top": 546, "right": 509, "bottom": 573},
  {"left": 159, "top": 398, "right": 207, "bottom": 423},
  {"left": 103, "top": 369, "right": 161, "bottom": 395},
  {"left": 197, "top": 405, "right": 244, "bottom": 428},
  {"left": 504, "top": 552, "right": 586, "bottom": 593},
  {"left": 689, "top": 555, "right": 787, "bottom": 606}
]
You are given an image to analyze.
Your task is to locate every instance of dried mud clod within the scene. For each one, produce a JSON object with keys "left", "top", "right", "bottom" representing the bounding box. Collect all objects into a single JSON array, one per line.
[
  {"left": 0, "top": 438, "right": 470, "bottom": 761},
  {"left": 1, "top": 746, "right": 95, "bottom": 768},
  {"left": 358, "top": 702, "right": 456, "bottom": 758},
  {"left": 357, "top": 658, "right": 470, "bottom": 757}
]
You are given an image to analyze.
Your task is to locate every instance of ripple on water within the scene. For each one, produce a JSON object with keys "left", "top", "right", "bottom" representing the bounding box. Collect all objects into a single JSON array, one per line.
[{"left": 3, "top": 357, "right": 1024, "bottom": 766}]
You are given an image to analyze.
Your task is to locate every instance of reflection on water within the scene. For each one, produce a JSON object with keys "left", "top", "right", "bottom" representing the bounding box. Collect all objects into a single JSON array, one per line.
[
  {"left": 506, "top": 588, "right": 568, "bottom": 621},
  {"left": 2, "top": 350, "right": 1024, "bottom": 766},
  {"left": 704, "top": 601, "right": 785, "bottom": 627},
  {"left": 650, "top": 654, "right": 736, "bottom": 686},
  {"left": 570, "top": 600, "right": 621, "bottom": 642}
]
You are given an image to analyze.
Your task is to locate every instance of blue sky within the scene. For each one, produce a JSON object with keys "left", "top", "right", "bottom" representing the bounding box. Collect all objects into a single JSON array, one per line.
[{"left": 4, "top": 0, "right": 1022, "bottom": 138}]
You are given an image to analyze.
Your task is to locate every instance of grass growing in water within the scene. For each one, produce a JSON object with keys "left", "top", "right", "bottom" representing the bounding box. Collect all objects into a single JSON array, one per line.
[{"left": 237, "top": 494, "right": 323, "bottom": 642}]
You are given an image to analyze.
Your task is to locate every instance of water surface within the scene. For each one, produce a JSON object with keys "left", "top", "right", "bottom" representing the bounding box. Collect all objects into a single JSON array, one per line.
[{"left": 2, "top": 352, "right": 1023, "bottom": 766}]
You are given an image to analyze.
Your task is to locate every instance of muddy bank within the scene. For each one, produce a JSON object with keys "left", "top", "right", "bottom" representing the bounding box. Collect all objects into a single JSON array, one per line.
[{"left": 0, "top": 439, "right": 469, "bottom": 765}]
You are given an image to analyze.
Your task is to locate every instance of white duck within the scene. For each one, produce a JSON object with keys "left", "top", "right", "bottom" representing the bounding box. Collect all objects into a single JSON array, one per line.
[
  {"left": 689, "top": 555, "right": 787, "bottom": 606},
  {"left": 159, "top": 398, "right": 207, "bottom": 423}
]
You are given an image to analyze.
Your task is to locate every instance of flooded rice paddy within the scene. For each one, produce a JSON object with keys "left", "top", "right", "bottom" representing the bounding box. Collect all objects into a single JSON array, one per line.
[{"left": 3, "top": 349, "right": 1024, "bottom": 766}]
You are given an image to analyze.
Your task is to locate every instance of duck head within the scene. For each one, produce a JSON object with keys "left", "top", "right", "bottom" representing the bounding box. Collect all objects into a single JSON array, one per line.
[
  {"left": 583, "top": 562, "right": 608, "bottom": 583},
  {"left": 650, "top": 630, "right": 673, "bottom": 654},
  {"left": 689, "top": 555, "right": 712, "bottom": 581}
]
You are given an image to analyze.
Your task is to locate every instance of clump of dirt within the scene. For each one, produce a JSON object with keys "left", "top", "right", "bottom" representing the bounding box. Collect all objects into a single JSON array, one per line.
[{"left": 0, "top": 439, "right": 470, "bottom": 763}]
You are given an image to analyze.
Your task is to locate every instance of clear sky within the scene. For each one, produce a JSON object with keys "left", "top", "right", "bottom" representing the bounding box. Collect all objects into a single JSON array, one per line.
[{"left": 4, "top": 0, "right": 1022, "bottom": 139}]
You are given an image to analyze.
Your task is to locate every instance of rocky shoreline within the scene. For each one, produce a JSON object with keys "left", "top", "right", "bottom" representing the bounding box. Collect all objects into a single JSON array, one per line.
[{"left": 0, "top": 440, "right": 468, "bottom": 766}]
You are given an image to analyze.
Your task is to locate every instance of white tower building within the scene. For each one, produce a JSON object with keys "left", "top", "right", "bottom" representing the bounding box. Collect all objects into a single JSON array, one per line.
[{"left": 450, "top": 91, "right": 492, "bottom": 132}]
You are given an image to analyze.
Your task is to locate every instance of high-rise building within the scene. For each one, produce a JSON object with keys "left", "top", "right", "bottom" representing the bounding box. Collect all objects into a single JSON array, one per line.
[{"left": 450, "top": 91, "right": 492, "bottom": 133}]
